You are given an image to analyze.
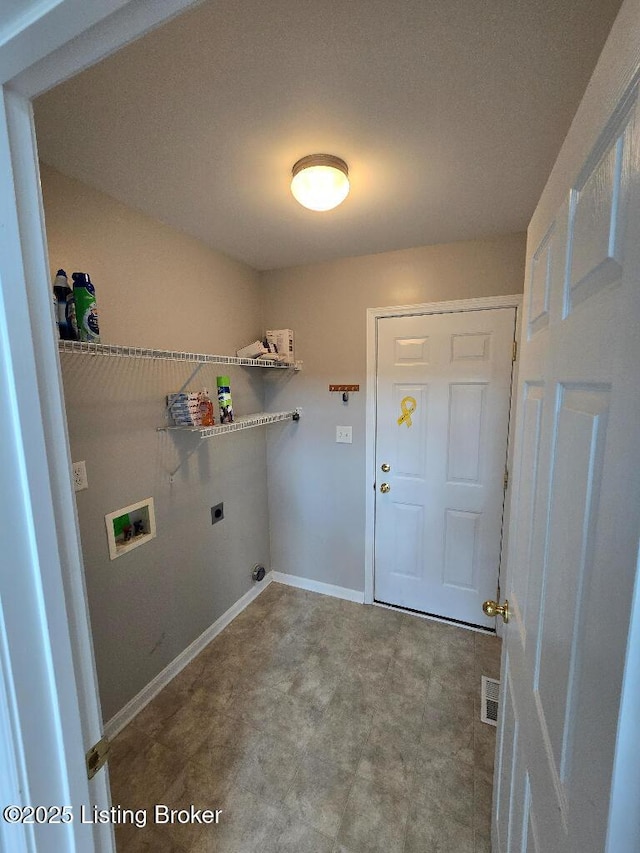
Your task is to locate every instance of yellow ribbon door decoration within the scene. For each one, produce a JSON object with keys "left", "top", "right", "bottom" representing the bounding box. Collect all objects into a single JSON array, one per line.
[{"left": 397, "top": 396, "right": 417, "bottom": 427}]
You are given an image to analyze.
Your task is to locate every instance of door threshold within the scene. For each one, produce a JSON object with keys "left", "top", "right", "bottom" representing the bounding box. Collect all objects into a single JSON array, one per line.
[{"left": 373, "top": 599, "right": 496, "bottom": 634}]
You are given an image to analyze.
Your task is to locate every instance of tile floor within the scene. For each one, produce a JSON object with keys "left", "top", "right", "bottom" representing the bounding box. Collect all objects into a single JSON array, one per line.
[{"left": 109, "top": 582, "right": 501, "bottom": 852}]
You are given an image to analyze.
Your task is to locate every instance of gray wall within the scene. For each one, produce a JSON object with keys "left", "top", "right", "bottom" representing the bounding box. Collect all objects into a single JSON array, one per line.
[
  {"left": 261, "top": 234, "right": 527, "bottom": 593},
  {"left": 42, "top": 166, "right": 271, "bottom": 721}
]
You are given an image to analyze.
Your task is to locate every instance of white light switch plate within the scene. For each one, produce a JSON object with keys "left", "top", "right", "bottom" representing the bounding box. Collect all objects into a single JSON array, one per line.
[
  {"left": 73, "top": 461, "right": 88, "bottom": 491},
  {"left": 336, "top": 426, "right": 352, "bottom": 444}
]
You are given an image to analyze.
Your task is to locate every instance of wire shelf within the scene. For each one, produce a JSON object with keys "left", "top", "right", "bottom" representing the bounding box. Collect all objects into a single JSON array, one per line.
[
  {"left": 57, "top": 339, "right": 300, "bottom": 370},
  {"left": 159, "top": 409, "right": 301, "bottom": 438}
]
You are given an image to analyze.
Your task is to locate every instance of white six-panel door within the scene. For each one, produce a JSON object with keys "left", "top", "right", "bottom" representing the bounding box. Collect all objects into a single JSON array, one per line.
[
  {"left": 495, "top": 78, "right": 640, "bottom": 853},
  {"left": 374, "top": 308, "right": 516, "bottom": 627}
]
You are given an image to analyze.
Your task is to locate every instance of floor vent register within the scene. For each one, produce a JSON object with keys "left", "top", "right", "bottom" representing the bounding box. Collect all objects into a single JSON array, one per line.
[{"left": 481, "top": 676, "right": 500, "bottom": 726}]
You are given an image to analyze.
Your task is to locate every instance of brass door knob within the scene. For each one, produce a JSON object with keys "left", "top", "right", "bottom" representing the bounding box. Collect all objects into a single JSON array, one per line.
[
  {"left": 381, "top": 463, "right": 391, "bottom": 473},
  {"left": 380, "top": 483, "right": 391, "bottom": 493},
  {"left": 483, "top": 599, "right": 510, "bottom": 624}
]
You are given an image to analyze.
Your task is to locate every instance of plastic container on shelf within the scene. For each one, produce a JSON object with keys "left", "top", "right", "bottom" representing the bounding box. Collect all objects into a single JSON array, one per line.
[
  {"left": 52, "top": 269, "right": 78, "bottom": 340},
  {"left": 199, "top": 389, "right": 215, "bottom": 427},
  {"left": 216, "top": 376, "right": 234, "bottom": 423},
  {"left": 72, "top": 272, "right": 100, "bottom": 342}
]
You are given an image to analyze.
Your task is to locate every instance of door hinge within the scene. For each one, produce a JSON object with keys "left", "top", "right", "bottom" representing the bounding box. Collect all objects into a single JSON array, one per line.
[
  {"left": 503, "top": 469, "right": 509, "bottom": 490},
  {"left": 86, "top": 736, "right": 110, "bottom": 780},
  {"left": 512, "top": 340, "right": 518, "bottom": 362}
]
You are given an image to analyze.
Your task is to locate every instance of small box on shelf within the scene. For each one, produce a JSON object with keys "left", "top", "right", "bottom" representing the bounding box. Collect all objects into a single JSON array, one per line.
[
  {"left": 236, "top": 340, "right": 269, "bottom": 359},
  {"left": 265, "top": 329, "right": 295, "bottom": 364}
]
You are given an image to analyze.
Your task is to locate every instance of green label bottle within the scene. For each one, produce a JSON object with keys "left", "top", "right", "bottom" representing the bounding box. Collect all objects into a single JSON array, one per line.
[
  {"left": 216, "top": 376, "right": 234, "bottom": 423},
  {"left": 72, "top": 272, "right": 100, "bottom": 343}
]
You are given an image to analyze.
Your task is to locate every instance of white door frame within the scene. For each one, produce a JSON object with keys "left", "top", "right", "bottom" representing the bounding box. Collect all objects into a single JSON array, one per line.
[
  {"left": 0, "top": 1, "right": 203, "bottom": 850},
  {"left": 365, "top": 294, "right": 523, "bottom": 625}
]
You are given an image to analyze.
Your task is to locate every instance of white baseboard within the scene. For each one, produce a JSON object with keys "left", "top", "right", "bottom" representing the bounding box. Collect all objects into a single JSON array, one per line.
[
  {"left": 271, "top": 571, "right": 365, "bottom": 604},
  {"left": 104, "top": 575, "right": 273, "bottom": 739}
]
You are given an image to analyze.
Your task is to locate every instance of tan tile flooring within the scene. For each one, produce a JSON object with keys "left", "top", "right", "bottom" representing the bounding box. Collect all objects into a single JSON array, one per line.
[{"left": 109, "top": 582, "right": 500, "bottom": 852}]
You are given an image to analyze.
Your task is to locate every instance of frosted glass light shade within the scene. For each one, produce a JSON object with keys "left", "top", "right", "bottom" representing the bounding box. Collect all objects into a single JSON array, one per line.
[{"left": 291, "top": 154, "right": 349, "bottom": 211}]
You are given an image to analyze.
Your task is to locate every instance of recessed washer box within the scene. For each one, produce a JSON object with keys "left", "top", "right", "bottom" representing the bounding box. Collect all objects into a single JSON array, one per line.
[{"left": 105, "top": 497, "right": 156, "bottom": 560}]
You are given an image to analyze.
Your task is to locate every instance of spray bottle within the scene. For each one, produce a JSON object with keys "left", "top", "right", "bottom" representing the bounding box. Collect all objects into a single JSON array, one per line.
[
  {"left": 72, "top": 272, "right": 100, "bottom": 343},
  {"left": 52, "top": 269, "right": 78, "bottom": 340},
  {"left": 216, "top": 376, "right": 234, "bottom": 424}
]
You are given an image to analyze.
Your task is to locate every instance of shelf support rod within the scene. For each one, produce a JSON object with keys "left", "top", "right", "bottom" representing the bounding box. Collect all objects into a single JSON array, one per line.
[
  {"left": 172, "top": 361, "right": 205, "bottom": 399},
  {"left": 167, "top": 443, "right": 201, "bottom": 483},
  {"left": 164, "top": 362, "right": 206, "bottom": 427},
  {"left": 162, "top": 409, "right": 301, "bottom": 480}
]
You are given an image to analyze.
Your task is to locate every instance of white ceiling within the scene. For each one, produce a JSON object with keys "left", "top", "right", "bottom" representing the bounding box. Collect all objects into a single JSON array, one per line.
[{"left": 34, "top": 0, "right": 622, "bottom": 271}]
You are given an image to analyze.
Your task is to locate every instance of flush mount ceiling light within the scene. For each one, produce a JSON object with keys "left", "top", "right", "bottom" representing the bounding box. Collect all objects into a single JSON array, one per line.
[{"left": 291, "top": 154, "right": 350, "bottom": 211}]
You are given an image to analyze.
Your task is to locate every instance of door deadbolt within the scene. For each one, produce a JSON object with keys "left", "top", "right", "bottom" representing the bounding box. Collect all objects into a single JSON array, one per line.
[
  {"left": 483, "top": 599, "right": 509, "bottom": 624},
  {"left": 380, "top": 483, "right": 391, "bottom": 493},
  {"left": 381, "top": 463, "right": 391, "bottom": 472}
]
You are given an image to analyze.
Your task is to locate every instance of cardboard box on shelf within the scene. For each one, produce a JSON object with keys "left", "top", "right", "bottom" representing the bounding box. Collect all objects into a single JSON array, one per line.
[
  {"left": 257, "top": 352, "right": 287, "bottom": 362},
  {"left": 167, "top": 393, "right": 203, "bottom": 427},
  {"left": 265, "top": 329, "right": 295, "bottom": 364},
  {"left": 237, "top": 340, "right": 269, "bottom": 359}
]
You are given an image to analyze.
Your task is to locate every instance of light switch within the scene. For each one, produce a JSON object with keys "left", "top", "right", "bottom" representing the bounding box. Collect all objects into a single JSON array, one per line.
[{"left": 336, "top": 426, "right": 353, "bottom": 444}]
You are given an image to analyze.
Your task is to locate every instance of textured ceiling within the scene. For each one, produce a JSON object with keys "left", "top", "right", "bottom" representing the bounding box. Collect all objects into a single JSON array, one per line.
[{"left": 34, "top": 0, "right": 622, "bottom": 270}]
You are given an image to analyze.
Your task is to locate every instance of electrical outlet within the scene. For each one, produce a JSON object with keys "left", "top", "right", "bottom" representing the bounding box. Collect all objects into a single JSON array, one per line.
[
  {"left": 336, "top": 426, "right": 353, "bottom": 444},
  {"left": 72, "top": 461, "right": 88, "bottom": 491},
  {"left": 211, "top": 502, "right": 224, "bottom": 525}
]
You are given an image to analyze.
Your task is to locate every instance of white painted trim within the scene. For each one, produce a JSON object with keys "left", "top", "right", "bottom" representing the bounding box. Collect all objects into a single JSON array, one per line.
[
  {"left": 104, "top": 576, "right": 273, "bottom": 739},
  {"left": 364, "top": 307, "right": 378, "bottom": 605},
  {"left": 495, "top": 302, "right": 522, "bottom": 641},
  {"left": 0, "top": 0, "right": 132, "bottom": 86},
  {"left": 271, "top": 572, "right": 366, "bottom": 604},
  {"left": 7, "top": 0, "right": 203, "bottom": 96},
  {"left": 368, "top": 293, "right": 523, "bottom": 320},
  {"left": 364, "top": 294, "right": 523, "bottom": 607},
  {"left": 0, "top": 609, "right": 31, "bottom": 853},
  {"left": 1, "top": 84, "right": 111, "bottom": 851}
]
